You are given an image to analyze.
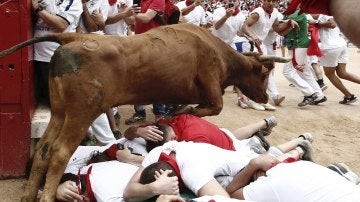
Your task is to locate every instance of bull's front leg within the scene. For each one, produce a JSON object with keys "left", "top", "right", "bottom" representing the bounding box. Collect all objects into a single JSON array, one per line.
[
  {"left": 40, "top": 116, "right": 93, "bottom": 201},
  {"left": 22, "top": 114, "right": 64, "bottom": 202},
  {"left": 191, "top": 102, "right": 223, "bottom": 117}
]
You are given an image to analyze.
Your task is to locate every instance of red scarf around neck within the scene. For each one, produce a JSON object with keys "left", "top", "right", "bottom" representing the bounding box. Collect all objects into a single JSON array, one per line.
[
  {"left": 158, "top": 152, "right": 184, "bottom": 189},
  {"left": 185, "top": 0, "right": 193, "bottom": 6},
  {"left": 108, "top": 0, "right": 117, "bottom": 6},
  {"left": 262, "top": 4, "right": 272, "bottom": 18}
]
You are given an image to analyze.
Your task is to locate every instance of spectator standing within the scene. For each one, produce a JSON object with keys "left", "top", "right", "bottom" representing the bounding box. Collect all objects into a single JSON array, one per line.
[
  {"left": 125, "top": 0, "right": 167, "bottom": 125},
  {"left": 32, "top": 0, "right": 83, "bottom": 106},
  {"left": 176, "top": 0, "right": 207, "bottom": 27}
]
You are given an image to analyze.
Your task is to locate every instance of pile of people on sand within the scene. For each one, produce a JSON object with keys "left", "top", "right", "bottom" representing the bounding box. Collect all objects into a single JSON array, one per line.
[
  {"left": 32, "top": 0, "right": 360, "bottom": 139},
  {"left": 34, "top": 114, "right": 360, "bottom": 201},
  {"left": 30, "top": 0, "right": 360, "bottom": 200}
]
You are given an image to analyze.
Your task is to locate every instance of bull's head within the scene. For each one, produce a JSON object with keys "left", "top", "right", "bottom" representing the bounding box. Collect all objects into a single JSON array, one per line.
[{"left": 234, "top": 52, "right": 290, "bottom": 103}]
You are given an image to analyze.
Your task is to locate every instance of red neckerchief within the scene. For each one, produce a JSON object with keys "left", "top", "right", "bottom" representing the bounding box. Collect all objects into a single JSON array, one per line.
[
  {"left": 158, "top": 152, "right": 184, "bottom": 189},
  {"left": 85, "top": 166, "right": 96, "bottom": 202},
  {"left": 262, "top": 4, "right": 272, "bottom": 18},
  {"left": 292, "top": 49, "right": 304, "bottom": 72},
  {"left": 307, "top": 24, "right": 324, "bottom": 57},
  {"left": 108, "top": 0, "right": 117, "bottom": 6},
  {"left": 185, "top": 0, "right": 193, "bottom": 6},
  {"left": 284, "top": 0, "right": 330, "bottom": 15},
  {"left": 225, "top": 5, "right": 240, "bottom": 16},
  {"left": 104, "top": 144, "right": 118, "bottom": 160}
]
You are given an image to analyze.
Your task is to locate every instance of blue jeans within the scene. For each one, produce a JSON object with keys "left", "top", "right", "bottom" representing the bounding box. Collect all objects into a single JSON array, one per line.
[{"left": 134, "top": 104, "right": 165, "bottom": 116}]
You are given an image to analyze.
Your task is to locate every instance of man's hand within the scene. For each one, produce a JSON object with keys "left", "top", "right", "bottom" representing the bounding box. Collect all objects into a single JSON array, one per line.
[
  {"left": 56, "top": 181, "right": 83, "bottom": 201},
  {"left": 252, "top": 154, "right": 280, "bottom": 172},
  {"left": 137, "top": 125, "right": 164, "bottom": 141},
  {"left": 288, "top": 19, "right": 300, "bottom": 31},
  {"left": 153, "top": 169, "right": 180, "bottom": 195}
]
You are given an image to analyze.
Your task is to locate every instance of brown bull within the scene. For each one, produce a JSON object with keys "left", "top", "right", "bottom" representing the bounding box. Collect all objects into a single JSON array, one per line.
[{"left": 0, "top": 23, "right": 289, "bottom": 201}]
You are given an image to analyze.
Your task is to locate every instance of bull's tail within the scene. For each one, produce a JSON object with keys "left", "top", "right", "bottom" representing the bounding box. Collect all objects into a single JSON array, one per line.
[{"left": 0, "top": 33, "right": 83, "bottom": 58}]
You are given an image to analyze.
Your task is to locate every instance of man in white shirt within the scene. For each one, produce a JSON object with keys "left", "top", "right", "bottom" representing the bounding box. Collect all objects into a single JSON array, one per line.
[
  {"left": 176, "top": 0, "right": 207, "bottom": 27},
  {"left": 32, "top": 0, "right": 83, "bottom": 105},
  {"left": 241, "top": 0, "right": 293, "bottom": 109},
  {"left": 317, "top": 14, "right": 360, "bottom": 105}
]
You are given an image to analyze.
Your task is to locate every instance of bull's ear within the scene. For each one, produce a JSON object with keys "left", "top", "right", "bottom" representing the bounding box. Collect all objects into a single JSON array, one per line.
[{"left": 261, "top": 65, "right": 269, "bottom": 74}]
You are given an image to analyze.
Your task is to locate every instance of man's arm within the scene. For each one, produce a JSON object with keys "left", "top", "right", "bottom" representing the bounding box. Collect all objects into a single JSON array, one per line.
[
  {"left": 213, "top": 8, "right": 233, "bottom": 30},
  {"left": 32, "top": 1, "right": 69, "bottom": 31},
  {"left": 116, "top": 146, "right": 145, "bottom": 166},
  {"left": 135, "top": 8, "right": 157, "bottom": 23},
  {"left": 273, "top": 18, "right": 299, "bottom": 36},
  {"left": 106, "top": 4, "right": 138, "bottom": 25},
  {"left": 181, "top": 0, "right": 202, "bottom": 16},
  {"left": 317, "top": 17, "right": 336, "bottom": 29},
  {"left": 241, "top": 13, "right": 260, "bottom": 44},
  {"left": 225, "top": 154, "right": 279, "bottom": 200}
]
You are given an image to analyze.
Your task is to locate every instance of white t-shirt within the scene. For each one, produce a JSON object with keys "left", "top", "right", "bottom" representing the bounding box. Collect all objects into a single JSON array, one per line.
[
  {"left": 79, "top": 0, "right": 110, "bottom": 33},
  {"left": 34, "top": 0, "right": 83, "bottom": 62},
  {"left": 104, "top": 0, "right": 133, "bottom": 36},
  {"left": 81, "top": 161, "right": 138, "bottom": 202},
  {"left": 248, "top": 7, "right": 280, "bottom": 41},
  {"left": 243, "top": 161, "right": 360, "bottom": 202},
  {"left": 318, "top": 14, "right": 347, "bottom": 50},
  {"left": 211, "top": 6, "right": 246, "bottom": 45},
  {"left": 64, "top": 138, "right": 147, "bottom": 174},
  {"left": 176, "top": 1, "right": 206, "bottom": 26},
  {"left": 142, "top": 141, "right": 258, "bottom": 195}
]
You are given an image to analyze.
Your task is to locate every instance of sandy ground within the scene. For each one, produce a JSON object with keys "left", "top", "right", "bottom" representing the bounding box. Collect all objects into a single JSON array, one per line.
[{"left": 1, "top": 47, "right": 360, "bottom": 200}]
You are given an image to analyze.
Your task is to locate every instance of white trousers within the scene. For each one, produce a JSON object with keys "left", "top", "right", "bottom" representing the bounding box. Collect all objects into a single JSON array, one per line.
[
  {"left": 88, "top": 113, "right": 116, "bottom": 145},
  {"left": 265, "top": 44, "right": 280, "bottom": 99},
  {"left": 282, "top": 48, "right": 324, "bottom": 97}
]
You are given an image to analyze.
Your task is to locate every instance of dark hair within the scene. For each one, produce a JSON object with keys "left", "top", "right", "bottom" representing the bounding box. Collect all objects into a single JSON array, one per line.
[
  {"left": 145, "top": 123, "right": 171, "bottom": 152},
  {"left": 140, "top": 161, "right": 176, "bottom": 184},
  {"left": 86, "top": 150, "right": 112, "bottom": 165}
]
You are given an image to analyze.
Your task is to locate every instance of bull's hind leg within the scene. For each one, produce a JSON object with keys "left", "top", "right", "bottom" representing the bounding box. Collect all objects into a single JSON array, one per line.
[
  {"left": 22, "top": 112, "right": 65, "bottom": 202},
  {"left": 40, "top": 113, "right": 96, "bottom": 201}
]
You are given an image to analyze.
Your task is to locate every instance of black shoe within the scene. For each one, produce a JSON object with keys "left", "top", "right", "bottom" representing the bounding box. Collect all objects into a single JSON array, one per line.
[
  {"left": 298, "top": 93, "right": 318, "bottom": 107},
  {"left": 310, "top": 96, "right": 327, "bottom": 105},
  {"left": 339, "top": 94, "right": 358, "bottom": 104},
  {"left": 297, "top": 140, "right": 312, "bottom": 161}
]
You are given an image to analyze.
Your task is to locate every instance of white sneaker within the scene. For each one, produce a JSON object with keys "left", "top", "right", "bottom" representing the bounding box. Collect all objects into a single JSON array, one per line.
[
  {"left": 246, "top": 99, "right": 265, "bottom": 111},
  {"left": 262, "top": 103, "right": 276, "bottom": 111}
]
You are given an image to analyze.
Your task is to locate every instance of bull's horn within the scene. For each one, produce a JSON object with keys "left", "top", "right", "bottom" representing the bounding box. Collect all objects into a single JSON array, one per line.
[{"left": 258, "top": 55, "right": 291, "bottom": 63}]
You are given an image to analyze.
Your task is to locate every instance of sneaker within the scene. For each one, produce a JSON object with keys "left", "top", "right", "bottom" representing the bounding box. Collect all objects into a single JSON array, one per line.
[
  {"left": 125, "top": 113, "right": 146, "bottom": 125},
  {"left": 262, "top": 116, "right": 277, "bottom": 136},
  {"left": 252, "top": 131, "right": 270, "bottom": 150},
  {"left": 327, "top": 163, "right": 360, "bottom": 185},
  {"left": 246, "top": 99, "right": 265, "bottom": 111},
  {"left": 273, "top": 95, "right": 285, "bottom": 106},
  {"left": 297, "top": 140, "right": 312, "bottom": 161},
  {"left": 319, "top": 83, "right": 328, "bottom": 91},
  {"left": 298, "top": 93, "right": 318, "bottom": 107},
  {"left": 261, "top": 103, "right": 276, "bottom": 111},
  {"left": 247, "top": 136, "right": 267, "bottom": 154},
  {"left": 310, "top": 96, "right": 327, "bottom": 105},
  {"left": 339, "top": 94, "right": 358, "bottom": 104},
  {"left": 237, "top": 97, "right": 248, "bottom": 109},
  {"left": 298, "top": 132, "right": 314, "bottom": 143}
]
